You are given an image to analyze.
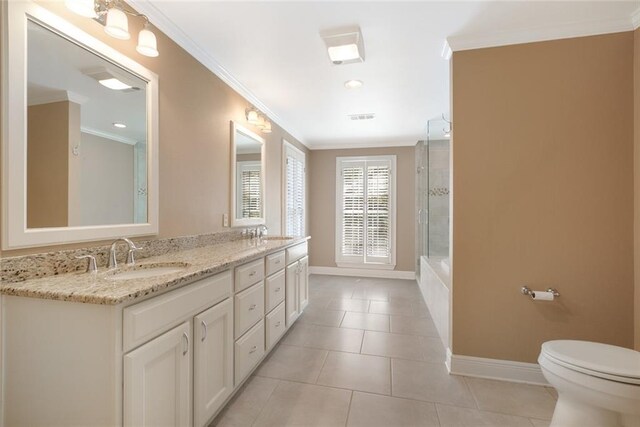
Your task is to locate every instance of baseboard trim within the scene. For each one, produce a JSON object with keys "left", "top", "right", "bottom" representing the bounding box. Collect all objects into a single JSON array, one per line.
[
  {"left": 309, "top": 266, "right": 416, "bottom": 280},
  {"left": 448, "top": 351, "right": 549, "bottom": 386}
]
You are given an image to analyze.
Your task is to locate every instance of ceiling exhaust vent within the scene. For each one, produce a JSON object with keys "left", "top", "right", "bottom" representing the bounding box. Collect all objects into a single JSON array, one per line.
[{"left": 348, "top": 113, "right": 376, "bottom": 121}]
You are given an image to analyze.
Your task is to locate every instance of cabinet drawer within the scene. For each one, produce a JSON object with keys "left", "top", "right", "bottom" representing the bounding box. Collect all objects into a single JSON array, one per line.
[
  {"left": 235, "top": 258, "right": 265, "bottom": 292},
  {"left": 123, "top": 271, "right": 232, "bottom": 352},
  {"left": 286, "top": 242, "right": 308, "bottom": 264},
  {"left": 265, "top": 251, "right": 285, "bottom": 276},
  {"left": 265, "top": 269, "right": 285, "bottom": 313},
  {"left": 265, "top": 302, "right": 286, "bottom": 350},
  {"left": 235, "top": 320, "right": 265, "bottom": 385},
  {"left": 234, "top": 282, "right": 265, "bottom": 338}
]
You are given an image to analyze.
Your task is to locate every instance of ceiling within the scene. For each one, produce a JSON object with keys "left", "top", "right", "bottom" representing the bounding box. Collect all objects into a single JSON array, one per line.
[{"left": 132, "top": 1, "right": 639, "bottom": 149}]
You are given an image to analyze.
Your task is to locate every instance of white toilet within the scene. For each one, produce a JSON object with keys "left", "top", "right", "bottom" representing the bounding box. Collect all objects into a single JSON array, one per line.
[{"left": 539, "top": 340, "right": 640, "bottom": 427}]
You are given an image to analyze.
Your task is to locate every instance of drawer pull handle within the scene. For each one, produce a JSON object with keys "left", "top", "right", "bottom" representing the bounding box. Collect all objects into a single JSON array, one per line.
[
  {"left": 275, "top": 260, "right": 280, "bottom": 264},
  {"left": 275, "top": 321, "right": 281, "bottom": 327},
  {"left": 182, "top": 332, "right": 189, "bottom": 356},
  {"left": 201, "top": 320, "right": 207, "bottom": 342},
  {"left": 249, "top": 345, "right": 257, "bottom": 354},
  {"left": 249, "top": 271, "right": 256, "bottom": 277},
  {"left": 275, "top": 287, "right": 281, "bottom": 292},
  {"left": 249, "top": 304, "right": 257, "bottom": 311}
]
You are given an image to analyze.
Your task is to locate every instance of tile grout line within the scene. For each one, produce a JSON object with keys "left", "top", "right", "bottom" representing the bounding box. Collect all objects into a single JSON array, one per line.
[
  {"left": 344, "top": 390, "right": 354, "bottom": 427},
  {"left": 249, "top": 378, "right": 281, "bottom": 427}
]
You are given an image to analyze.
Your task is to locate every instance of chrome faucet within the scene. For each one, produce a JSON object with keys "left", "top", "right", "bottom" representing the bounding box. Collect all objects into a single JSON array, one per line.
[
  {"left": 107, "top": 237, "right": 139, "bottom": 269},
  {"left": 258, "top": 225, "right": 268, "bottom": 238}
]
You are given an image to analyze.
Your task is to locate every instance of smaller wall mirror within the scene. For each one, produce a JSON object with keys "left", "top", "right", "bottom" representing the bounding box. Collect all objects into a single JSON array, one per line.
[{"left": 230, "top": 121, "right": 265, "bottom": 227}]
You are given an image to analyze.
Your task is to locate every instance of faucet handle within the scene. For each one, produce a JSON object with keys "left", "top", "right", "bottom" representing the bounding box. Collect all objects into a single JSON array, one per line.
[{"left": 76, "top": 255, "right": 98, "bottom": 274}]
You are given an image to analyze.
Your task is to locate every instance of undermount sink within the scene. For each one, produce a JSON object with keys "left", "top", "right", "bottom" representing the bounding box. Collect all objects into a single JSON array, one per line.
[
  {"left": 106, "top": 262, "right": 189, "bottom": 281},
  {"left": 260, "top": 236, "right": 294, "bottom": 241}
]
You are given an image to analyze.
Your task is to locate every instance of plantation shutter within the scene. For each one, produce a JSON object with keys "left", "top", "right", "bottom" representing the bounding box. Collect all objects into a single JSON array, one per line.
[
  {"left": 285, "top": 143, "right": 306, "bottom": 236},
  {"left": 336, "top": 157, "right": 395, "bottom": 266},
  {"left": 237, "top": 162, "right": 261, "bottom": 219}
]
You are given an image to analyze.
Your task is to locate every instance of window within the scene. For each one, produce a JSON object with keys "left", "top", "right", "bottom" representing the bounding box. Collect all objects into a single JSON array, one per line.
[
  {"left": 237, "top": 161, "right": 261, "bottom": 219},
  {"left": 283, "top": 141, "right": 306, "bottom": 236},
  {"left": 336, "top": 156, "right": 396, "bottom": 268}
]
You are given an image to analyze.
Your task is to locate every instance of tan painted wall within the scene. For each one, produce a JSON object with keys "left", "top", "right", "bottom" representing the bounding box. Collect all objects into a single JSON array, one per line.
[
  {"left": 1, "top": 1, "right": 309, "bottom": 257},
  {"left": 635, "top": 28, "right": 640, "bottom": 351},
  {"left": 26, "top": 101, "right": 71, "bottom": 228},
  {"left": 452, "top": 32, "right": 635, "bottom": 363},
  {"left": 308, "top": 147, "right": 415, "bottom": 272}
]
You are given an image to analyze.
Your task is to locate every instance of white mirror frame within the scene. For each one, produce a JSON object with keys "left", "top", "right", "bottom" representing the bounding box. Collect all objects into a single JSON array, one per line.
[
  {"left": 1, "top": 1, "right": 159, "bottom": 249},
  {"left": 230, "top": 121, "right": 266, "bottom": 227}
]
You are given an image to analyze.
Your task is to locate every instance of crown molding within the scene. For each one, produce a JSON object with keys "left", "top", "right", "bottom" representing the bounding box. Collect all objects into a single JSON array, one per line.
[
  {"left": 81, "top": 126, "right": 139, "bottom": 145},
  {"left": 306, "top": 138, "right": 419, "bottom": 151},
  {"left": 447, "top": 16, "right": 635, "bottom": 53},
  {"left": 127, "top": 0, "right": 308, "bottom": 148}
]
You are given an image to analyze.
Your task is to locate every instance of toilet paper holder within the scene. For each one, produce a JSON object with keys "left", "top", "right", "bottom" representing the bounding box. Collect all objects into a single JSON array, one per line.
[{"left": 521, "top": 286, "right": 560, "bottom": 299}]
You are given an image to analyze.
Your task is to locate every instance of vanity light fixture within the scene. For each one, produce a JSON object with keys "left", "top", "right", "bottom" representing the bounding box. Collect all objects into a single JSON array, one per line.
[
  {"left": 66, "top": 0, "right": 159, "bottom": 57},
  {"left": 321, "top": 26, "right": 365, "bottom": 65},
  {"left": 65, "top": 0, "right": 98, "bottom": 18},
  {"left": 344, "top": 79, "right": 363, "bottom": 89},
  {"left": 245, "top": 107, "right": 272, "bottom": 134},
  {"left": 113, "top": 122, "right": 127, "bottom": 128}
]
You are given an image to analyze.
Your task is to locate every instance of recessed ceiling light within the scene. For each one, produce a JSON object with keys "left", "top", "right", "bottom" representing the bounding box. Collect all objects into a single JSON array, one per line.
[
  {"left": 113, "top": 122, "right": 127, "bottom": 128},
  {"left": 348, "top": 113, "right": 375, "bottom": 121},
  {"left": 344, "top": 80, "right": 363, "bottom": 89},
  {"left": 99, "top": 78, "right": 132, "bottom": 91}
]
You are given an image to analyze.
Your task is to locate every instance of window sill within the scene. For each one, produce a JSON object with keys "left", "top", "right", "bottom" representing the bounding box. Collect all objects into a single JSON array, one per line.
[{"left": 336, "top": 262, "right": 396, "bottom": 271}]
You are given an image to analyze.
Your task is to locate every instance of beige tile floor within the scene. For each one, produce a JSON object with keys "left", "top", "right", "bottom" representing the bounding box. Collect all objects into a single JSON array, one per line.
[{"left": 212, "top": 275, "right": 557, "bottom": 427}]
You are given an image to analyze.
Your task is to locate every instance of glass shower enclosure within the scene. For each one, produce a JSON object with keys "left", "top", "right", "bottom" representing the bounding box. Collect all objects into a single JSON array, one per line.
[{"left": 415, "top": 117, "right": 451, "bottom": 278}]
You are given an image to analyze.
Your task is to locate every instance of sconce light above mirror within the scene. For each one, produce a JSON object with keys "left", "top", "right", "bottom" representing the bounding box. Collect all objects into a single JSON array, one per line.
[
  {"left": 65, "top": 0, "right": 159, "bottom": 57},
  {"left": 245, "top": 107, "right": 272, "bottom": 134}
]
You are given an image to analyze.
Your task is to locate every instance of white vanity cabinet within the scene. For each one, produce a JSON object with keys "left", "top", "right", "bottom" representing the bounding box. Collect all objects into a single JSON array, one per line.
[
  {"left": 123, "top": 270, "right": 234, "bottom": 427},
  {"left": 285, "top": 243, "right": 309, "bottom": 326},
  {"left": 124, "top": 321, "right": 192, "bottom": 427}
]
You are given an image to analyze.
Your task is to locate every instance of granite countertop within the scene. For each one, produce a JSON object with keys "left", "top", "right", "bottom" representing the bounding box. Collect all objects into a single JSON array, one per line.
[{"left": 0, "top": 237, "right": 309, "bottom": 305}]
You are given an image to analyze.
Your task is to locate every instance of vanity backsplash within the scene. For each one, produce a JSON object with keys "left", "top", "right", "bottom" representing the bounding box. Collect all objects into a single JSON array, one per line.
[{"left": 1, "top": 231, "right": 245, "bottom": 284}]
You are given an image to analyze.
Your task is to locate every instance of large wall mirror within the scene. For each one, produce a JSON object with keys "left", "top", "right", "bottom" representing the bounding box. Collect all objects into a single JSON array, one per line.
[
  {"left": 2, "top": 2, "right": 159, "bottom": 249},
  {"left": 230, "top": 121, "right": 265, "bottom": 227}
]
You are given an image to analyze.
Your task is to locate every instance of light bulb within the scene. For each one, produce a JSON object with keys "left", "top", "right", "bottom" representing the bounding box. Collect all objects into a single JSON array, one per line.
[
  {"left": 105, "top": 8, "right": 130, "bottom": 40},
  {"left": 65, "top": 0, "right": 97, "bottom": 18},
  {"left": 246, "top": 109, "right": 260, "bottom": 125},
  {"left": 136, "top": 24, "right": 159, "bottom": 57}
]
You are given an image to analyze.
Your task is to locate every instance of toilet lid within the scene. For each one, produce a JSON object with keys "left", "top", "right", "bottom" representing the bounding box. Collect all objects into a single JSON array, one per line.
[{"left": 541, "top": 340, "right": 640, "bottom": 384}]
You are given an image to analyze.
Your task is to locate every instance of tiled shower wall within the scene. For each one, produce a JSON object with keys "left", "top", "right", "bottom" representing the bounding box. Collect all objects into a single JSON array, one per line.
[{"left": 428, "top": 140, "right": 450, "bottom": 257}]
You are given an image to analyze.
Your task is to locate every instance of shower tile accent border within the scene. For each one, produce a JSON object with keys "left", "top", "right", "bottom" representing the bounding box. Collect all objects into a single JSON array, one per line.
[{"left": 1, "top": 230, "right": 245, "bottom": 284}]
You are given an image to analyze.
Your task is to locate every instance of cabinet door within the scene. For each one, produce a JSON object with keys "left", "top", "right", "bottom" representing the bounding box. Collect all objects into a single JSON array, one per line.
[
  {"left": 285, "top": 262, "right": 299, "bottom": 327},
  {"left": 194, "top": 299, "right": 233, "bottom": 427},
  {"left": 298, "top": 256, "right": 309, "bottom": 312},
  {"left": 124, "top": 321, "right": 191, "bottom": 427}
]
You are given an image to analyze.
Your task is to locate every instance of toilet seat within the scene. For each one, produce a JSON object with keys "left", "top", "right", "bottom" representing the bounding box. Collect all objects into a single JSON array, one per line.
[{"left": 541, "top": 340, "right": 640, "bottom": 386}]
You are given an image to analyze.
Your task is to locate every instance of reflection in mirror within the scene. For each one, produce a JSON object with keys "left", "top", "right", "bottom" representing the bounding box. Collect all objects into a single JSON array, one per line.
[
  {"left": 231, "top": 122, "right": 265, "bottom": 227},
  {"left": 26, "top": 20, "right": 147, "bottom": 228},
  {"left": 235, "top": 133, "right": 262, "bottom": 220}
]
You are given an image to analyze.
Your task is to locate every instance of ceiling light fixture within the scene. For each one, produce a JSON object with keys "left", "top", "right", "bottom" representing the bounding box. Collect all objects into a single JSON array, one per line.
[
  {"left": 246, "top": 108, "right": 260, "bottom": 125},
  {"left": 344, "top": 80, "right": 363, "bottom": 89},
  {"left": 98, "top": 77, "right": 132, "bottom": 90},
  {"left": 113, "top": 122, "right": 127, "bottom": 128},
  {"left": 66, "top": 0, "right": 160, "bottom": 57},
  {"left": 321, "top": 26, "right": 365, "bottom": 65}
]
